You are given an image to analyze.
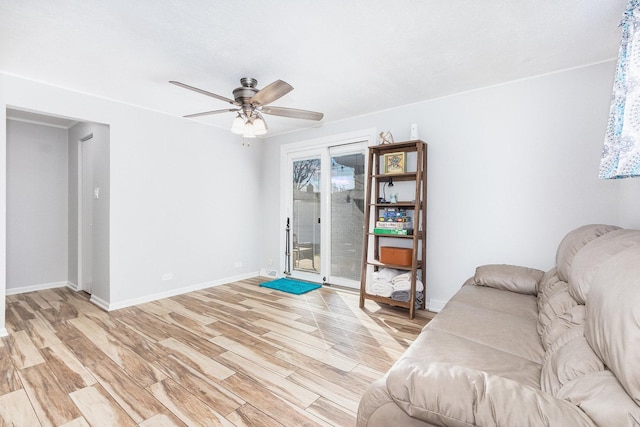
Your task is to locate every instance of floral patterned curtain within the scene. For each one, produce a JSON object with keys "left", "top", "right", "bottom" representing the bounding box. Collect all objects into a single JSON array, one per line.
[{"left": 600, "top": 0, "right": 640, "bottom": 179}]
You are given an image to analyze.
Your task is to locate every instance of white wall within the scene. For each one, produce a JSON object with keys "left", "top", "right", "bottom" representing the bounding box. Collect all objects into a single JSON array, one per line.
[
  {"left": 263, "top": 61, "right": 625, "bottom": 310},
  {"left": 1, "top": 72, "right": 264, "bottom": 331},
  {"left": 618, "top": 178, "right": 640, "bottom": 228},
  {"left": 6, "top": 120, "right": 69, "bottom": 291},
  {"left": 0, "top": 85, "right": 6, "bottom": 334}
]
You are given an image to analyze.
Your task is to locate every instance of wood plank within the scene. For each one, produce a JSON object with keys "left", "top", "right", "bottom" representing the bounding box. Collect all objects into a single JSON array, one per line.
[
  {"left": 0, "top": 345, "right": 22, "bottom": 395},
  {"left": 210, "top": 335, "right": 296, "bottom": 377},
  {"left": 39, "top": 344, "right": 97, "bottom": 394},
  {"left": 287, "top": 367, "right": 361, "bottom": 413},
  {"left": 151, "top": 298, "right": 219, "bottom": 325},
  {"left": 5, "top": 330, "right": 45, "bottom": 369},
  {"left": 59, "top": 417, "right": 91, "bottom": 427},
  {"left": 68, "top": 315, "right": 115, "bottom": 344},
  {"left": 221, "top": 373, "right": 325, "bottom": 427},
  {"left": 139, "top": 412, "right": 187, "bottom": 427},
  {"left": 0, "top": 389, "right": 41, "bottom": 426},
  {"left": 225, "top": 403, "right": 284, "bottom": 427},
  {"left": 98, "top": 322, "right": 171, "bottom": 364},
  {"left": 148, "top": 379, "right": 235, "bottom": 427},
  {"left": 85, "top": 358, "right": 167, "bottom": 423},
  {"left": 91, "top": 337, "right": 167, "bottom": 388},
  {"left": 306, "top": 396, "right": 357, "bottom": 427},
  {"left": 25, "top": 317, "right": 62, "bottom": 348},
  {"left": 254, "top": 320, "right": 333, "bottom": 350},
  {"left": 69, "top": 384, "right": 138, "bottom": 427},
  {"left": 18, "top": 363, "right": 83, "bottom": 426},
  {"left": 159, "top": 311, "right": 221, "bottom": 340},
  {"left": 219, "top": 351, "right": 319, "bottom": 409},
  {"left": 154, "top": 355, "right": 245, "bottom": 416},
  {"left": 273, "top": 346, "right": 374, "bottom": 396},
  {"left": 23, "top": 292, "right": 54, "bottom": 311},
  {"left": 239, "top": 299, "right": 304, "bottom": 322},
  {"left": 158, "top": 338, "right": 234, "bottom": 380},
  {"left": 206, "top": 320, "right": 281, "bottom": 354},
  {"left": 268, "top": 332, "right": 359, "bottom": 372}
]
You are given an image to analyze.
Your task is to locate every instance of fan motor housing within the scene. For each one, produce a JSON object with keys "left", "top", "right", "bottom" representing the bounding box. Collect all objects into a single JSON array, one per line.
[{"left": 233, "top": 78, "right": 259, "bottom": 104}]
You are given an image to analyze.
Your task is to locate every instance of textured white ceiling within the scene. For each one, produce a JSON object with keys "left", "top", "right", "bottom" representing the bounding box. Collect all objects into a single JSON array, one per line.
[{"left": 0, "top": 1, "right": 628, "bottom": 136}]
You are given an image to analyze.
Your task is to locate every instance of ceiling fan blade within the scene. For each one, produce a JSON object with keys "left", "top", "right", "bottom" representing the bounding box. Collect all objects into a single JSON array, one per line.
[
  {"left": 169, "top": 81, "right": 239, "bottom": 105},
  {"left": 183, "top": 108, "right": 238, "bottom": 118},
  {"left": 261, "top": 106, "right": 324, "bottom": 121},
  {"left": 250, "top": 80, "right": 293, "bottom": 106}
]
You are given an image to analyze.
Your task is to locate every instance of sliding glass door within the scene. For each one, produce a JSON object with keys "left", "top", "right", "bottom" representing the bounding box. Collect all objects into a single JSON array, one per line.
[{"left": 286, "top": 141, "right": 366, "bottom": 288}]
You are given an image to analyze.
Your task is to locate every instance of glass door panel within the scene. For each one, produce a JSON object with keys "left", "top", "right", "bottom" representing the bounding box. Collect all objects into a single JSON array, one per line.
[
  {"left": 329, "top": 150, "right": 365, "bottom": 287},
  {"left": 292, "top": 157, "right": 321, "bottom": 273}
]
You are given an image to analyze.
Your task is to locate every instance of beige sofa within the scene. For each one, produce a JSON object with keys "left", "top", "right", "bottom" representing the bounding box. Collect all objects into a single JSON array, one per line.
[{"left": 357, "top": 224, "right": 640, "bottom": 426}]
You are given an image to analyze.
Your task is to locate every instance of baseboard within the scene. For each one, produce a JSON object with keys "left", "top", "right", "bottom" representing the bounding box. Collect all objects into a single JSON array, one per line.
[
  {"left": 259, "top": 268, "right": 279, "bottom": 278},
  {"left": 0, "top": 328, "right": 7, "bottom": 337},
  {"left": 89, "top": 294, "right": 110, "bottom": 311},
  {"left": 428, "top": 298, "right": 447, "bottom": 313},
  {"left": 5, "top": 280, "right": 71, "bottom": 295},
  {"left": 105, "top": 271, "right": 260, "bottom": 311}
]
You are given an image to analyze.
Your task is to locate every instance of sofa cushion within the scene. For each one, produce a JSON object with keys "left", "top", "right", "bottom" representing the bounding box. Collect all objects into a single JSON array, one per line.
[
  {"left": 585, "top": 244, "right": 640, "bottom": 405},
  {"left": 473, "top": 264, "right": 544, "bottom": 295},
  {"left": 402, "top": 329, "right": 542, "bottom": 389},
  {"left": 557, "top": 371, "right": 640, "bottom": 426},
  {"left": 537, "top": 288, "right": 578, "bottom": 348},
  {"left": 541, "top": 305, "right": 585, "bottom": 350},
  {"left": 450, "top": 282, "right": 538, "bottom": 322},
  {"left": 568, "top": 229, "right": 640, "bottom": 304},
  {"left": 428, "top": 285, "right": 543, "bottom": 363},
  {"left": 537, "top": 269, "right": 567, "bottom": 313},
  {"left": 356, "top": 376, "right": 430, "bottom": 427},
  {"left": 540, "top": 327, "right": 604, "bottom": 395},
  {"left": 555, "top": 224, "right": 620, "bottom": 282},
  {"left": 386, "top": 361, "right": 596, "bottom": 426}
]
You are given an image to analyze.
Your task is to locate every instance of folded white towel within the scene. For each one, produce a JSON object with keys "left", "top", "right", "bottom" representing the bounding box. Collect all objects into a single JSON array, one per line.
[
  {"left": 393, "top": 279, "right": 424, "bottom": 292},
  {"left": 377, "top": 268, "right": 403, "bottom": 282},
  {"left": 391, "top": 272, "right": 411, "bottom": 283},
  {"left": 370, "top": 280, "right": 393, "bottom": 297}
]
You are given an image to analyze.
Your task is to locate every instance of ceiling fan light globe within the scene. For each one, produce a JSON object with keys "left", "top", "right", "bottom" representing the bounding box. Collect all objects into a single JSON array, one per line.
[
  {"left": 243, "top": 121, "right": 256, "bottom": 138},
  {"left": 253, "top": 116, "right": 267, "bottom": 135},
  {"left": 231, "top": 114, "right": 245, "bottom": 134}
]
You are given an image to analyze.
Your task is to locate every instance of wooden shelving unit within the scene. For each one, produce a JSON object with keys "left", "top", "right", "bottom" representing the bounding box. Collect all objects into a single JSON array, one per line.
[{"left": 359, "top": 140, "right": 428, "bottom": 319}]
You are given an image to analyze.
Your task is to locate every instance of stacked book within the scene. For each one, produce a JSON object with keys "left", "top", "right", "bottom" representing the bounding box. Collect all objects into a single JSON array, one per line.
[{"left": 374, "top": 208, "right": 413, "bottom": 235}]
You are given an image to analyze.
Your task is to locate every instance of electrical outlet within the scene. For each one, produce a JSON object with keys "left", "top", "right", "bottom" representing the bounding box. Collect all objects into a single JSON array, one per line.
[
  {"left": 234, "top": 261, "right": 242, "bottom": 268},
  {"left": 268, "top": 258, "right": 273, "bottom": 266},
  {"left": 162, "top": 273, "right": 172, "bottom": 281}
]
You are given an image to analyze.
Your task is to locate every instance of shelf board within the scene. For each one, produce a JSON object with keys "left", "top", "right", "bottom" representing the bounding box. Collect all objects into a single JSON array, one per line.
[
  {"left": 361, "top": 292, "right": 412, "bottom": 308},
  {"left": 367, "top": 260, "right": 423, "bottom": 270},
  {"left": 368, "top": 231, "right": 423, "bottom": 239},
  {"left": 372, "top": 202, "right": 419, "bottom": 207},
  {"left": 369, "top": 140, "right": 424, "bottom": 153},
  {"left": 372, "top": 172, "right": 420, "bottom": 182}
]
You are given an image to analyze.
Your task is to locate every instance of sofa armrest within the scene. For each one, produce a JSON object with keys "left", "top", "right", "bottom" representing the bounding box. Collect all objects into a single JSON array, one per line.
[
  {"left": 473, "top": 264, "right": 544, "bottom": 295},
  {"left": 386, "top": 361, "right": 595, "bottom": 427}
]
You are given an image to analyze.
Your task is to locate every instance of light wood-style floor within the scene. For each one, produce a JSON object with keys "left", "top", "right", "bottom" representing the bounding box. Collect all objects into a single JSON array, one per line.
[{"left": 1, "top": 277, "right": 433, "bottom": 426}]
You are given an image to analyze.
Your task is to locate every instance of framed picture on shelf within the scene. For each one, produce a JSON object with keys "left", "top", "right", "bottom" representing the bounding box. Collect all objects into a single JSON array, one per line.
[{"left": 382, "top": 152, "right": 406, "bottom": 174}]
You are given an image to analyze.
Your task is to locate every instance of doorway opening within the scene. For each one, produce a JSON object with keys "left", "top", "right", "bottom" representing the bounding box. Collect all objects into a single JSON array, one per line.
[{"left": 5, "top": 108, "right": 110, "bottom": 304}]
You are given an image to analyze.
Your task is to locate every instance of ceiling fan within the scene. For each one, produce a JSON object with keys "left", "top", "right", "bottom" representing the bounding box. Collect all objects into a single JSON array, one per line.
[{"left": 169, "top": 77, "right": 324, "bottom": 137}]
